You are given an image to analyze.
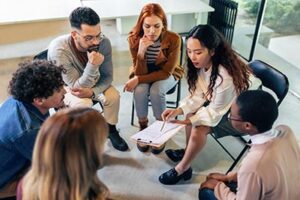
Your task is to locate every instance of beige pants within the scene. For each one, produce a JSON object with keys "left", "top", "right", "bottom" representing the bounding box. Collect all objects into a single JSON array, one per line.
[{"left": 64, "top": 85, "right": 120, "bottom": 125}]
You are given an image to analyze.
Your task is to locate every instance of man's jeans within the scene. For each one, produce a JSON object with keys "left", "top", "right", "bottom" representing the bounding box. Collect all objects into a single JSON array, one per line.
[{"left": 198, "top": 181, "right": 237, "bottom": 200}]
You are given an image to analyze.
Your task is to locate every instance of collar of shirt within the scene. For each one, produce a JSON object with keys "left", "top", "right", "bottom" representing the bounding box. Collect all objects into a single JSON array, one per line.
[
  {"left": 200, "top": 65, "right": 212, "bottom": 74},
  {"left": 250, "top": 128, "right": 280, "bottom": 145},
  {"left": 199, "top": 66, "right": 212, "bottom": 83},
  {"left": 22, "top": 100, "right": 50, "bottom": 122}
]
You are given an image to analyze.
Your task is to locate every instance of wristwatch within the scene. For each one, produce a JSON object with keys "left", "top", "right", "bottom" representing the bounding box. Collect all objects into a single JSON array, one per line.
[{"left": 91, "top": 92, "right": 96, "bottom": 99}]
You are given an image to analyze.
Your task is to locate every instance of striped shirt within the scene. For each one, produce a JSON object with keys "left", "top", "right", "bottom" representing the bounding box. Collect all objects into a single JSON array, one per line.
[{"left": 146, "top": 40, "right": 161, "bottom": 64}]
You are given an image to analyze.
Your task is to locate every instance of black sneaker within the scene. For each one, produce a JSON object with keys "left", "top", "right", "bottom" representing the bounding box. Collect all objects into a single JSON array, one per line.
[
  {"left": 108, "top": 130, "right": 129, "bottom": 151},
  {"left": 151, "top": 143, "right": 166, "bottom": 154},
  {"left": 165, "top": 148, "right": 185, "bottom": 162},
  {"left": 137, "top": 143, "right": 150, "bottom": 152},
  {"left": 159, "top": 167, "right": 193, "bottom": 185}
]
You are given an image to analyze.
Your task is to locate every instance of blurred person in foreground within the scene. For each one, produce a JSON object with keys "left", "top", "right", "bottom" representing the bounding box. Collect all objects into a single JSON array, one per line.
[{"left": 18, "top": 107, "right": 111, "bottom": 200}]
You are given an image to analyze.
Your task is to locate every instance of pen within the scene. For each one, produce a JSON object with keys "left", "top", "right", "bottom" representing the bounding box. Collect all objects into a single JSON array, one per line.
[{"left": 160, "top": 121, "right": 166, "bottom": 132}]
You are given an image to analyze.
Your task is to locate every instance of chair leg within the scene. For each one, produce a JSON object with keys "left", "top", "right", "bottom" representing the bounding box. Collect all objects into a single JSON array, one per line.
[
  {"left": 211, "top": 133, "right": 251, "bottom": 174},
  {"left": 210, "top": 134, "right": 235, "bottom": 160},
  {"left": 131, "top": 100, "right": 135, "bottom": 126},
  {"left": 226, "top": 144, "right": 250, "bottom": 174}
]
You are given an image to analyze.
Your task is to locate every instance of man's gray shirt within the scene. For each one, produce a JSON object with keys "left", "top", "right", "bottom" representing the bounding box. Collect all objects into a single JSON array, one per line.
[{"left": 48, "top": 34, "right": 113, "bottom": 95}]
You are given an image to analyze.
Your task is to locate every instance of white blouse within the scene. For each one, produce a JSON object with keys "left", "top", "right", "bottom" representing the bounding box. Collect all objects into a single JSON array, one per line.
[{"left": 179, "top": 65, "right": 260, "bottom": 127}]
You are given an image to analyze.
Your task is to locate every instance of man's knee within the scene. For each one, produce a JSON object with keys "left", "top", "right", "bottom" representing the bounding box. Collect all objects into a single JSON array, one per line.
[
  {"left": 64, "top": 92, "right": 93, "bottom": 107},
  {"left": 103, "top": 87, "right": 120, "bottom": 106},
  {"left": 65, "top": 97, "right": 93, "bottom": 107}
]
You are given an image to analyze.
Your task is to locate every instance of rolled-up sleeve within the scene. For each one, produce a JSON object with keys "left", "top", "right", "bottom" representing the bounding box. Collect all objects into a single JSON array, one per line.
[
  {"left": 215, "top": 172, "right": 263, "bottom": 200},
  {"left": 214, "top": 182, "right": 236, "bottom": 200}
]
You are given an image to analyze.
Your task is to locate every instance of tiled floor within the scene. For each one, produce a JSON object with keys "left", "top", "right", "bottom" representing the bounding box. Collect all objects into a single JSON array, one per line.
[{"left": 0, "top": 19, "right": 299, "bottom": 199}]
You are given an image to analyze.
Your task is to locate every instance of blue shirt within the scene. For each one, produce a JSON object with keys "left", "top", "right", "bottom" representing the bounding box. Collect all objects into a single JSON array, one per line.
[{"left": 0, "top": 97, "right": 49, "bottom": 188}]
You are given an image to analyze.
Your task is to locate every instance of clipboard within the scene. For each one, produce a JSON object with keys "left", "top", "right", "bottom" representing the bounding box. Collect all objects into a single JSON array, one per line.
[{"left": 130, "top": 121, "right": 185, "bottom": 147}]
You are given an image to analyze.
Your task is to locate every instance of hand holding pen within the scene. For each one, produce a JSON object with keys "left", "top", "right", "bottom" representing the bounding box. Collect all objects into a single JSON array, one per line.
[
  {"left": 161, "top": 108, "right": 182, "bottom": 121},
  {"left": 160, "top": 108, "right": 180, "bottom": 132},
  {"left": 161, "top": 108, "right": 191, "bottom": 126}
]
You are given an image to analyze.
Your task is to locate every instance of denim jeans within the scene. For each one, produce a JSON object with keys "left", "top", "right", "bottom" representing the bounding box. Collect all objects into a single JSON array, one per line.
[
  {"left": 198, "top": 188, "right": 217, "bottom": 200},
  {"left": 198, "top": 182, "right": 237, "bottom": 200},
  {"left": 134, "top": 75, "right": 177, "bottom": 120}
]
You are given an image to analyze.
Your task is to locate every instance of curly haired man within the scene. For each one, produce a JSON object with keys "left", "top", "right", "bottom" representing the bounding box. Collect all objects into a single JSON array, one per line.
[{"left": 0, "top": 60, "right": 66, "bottom": 198}]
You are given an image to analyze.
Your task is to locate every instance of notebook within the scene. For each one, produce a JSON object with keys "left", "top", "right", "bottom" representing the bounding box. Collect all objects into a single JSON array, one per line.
[{"left": 131, "top": 121, "right": 185, "bottom": 147}]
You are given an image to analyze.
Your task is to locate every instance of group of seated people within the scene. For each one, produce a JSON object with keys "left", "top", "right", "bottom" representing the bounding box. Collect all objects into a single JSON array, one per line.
[{"left": 0, "top": 3, "right": 299, "bottom": 200}]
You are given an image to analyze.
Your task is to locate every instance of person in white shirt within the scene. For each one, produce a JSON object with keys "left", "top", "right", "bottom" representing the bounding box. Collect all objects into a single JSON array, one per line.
[{"left": 159, "top": 24, "right": 256, "bottom": 185}]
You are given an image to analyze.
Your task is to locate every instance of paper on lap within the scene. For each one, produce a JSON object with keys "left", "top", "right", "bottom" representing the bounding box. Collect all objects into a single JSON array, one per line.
[{"left": 131, "top": 121, "right": 185, "bottom": 147}]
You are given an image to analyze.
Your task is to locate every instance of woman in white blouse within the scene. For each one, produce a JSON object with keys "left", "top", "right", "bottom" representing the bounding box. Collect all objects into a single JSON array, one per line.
[{"left": 158, "top": 25, "right": 253, "bottom": 185}]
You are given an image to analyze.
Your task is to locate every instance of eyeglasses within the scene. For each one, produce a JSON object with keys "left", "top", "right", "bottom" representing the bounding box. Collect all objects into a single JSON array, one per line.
[
  {"left": 227, "top": 113, "right": 244, "bottom": 122},
  {"left": 76, "top": 31, "right": 104, "bottom": 42}
]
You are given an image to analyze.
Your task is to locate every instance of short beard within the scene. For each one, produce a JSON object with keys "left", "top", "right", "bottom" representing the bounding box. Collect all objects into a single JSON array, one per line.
[
  {"left": 87, "top": 45, "right": 100, "bottom": 53},
  {"left": 76, "top": 40, "right": 89, "bottom": 52}
]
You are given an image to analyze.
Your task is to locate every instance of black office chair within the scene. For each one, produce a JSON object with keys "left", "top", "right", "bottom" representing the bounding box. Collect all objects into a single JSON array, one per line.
[
  {"left": 130, "top": 36, "right": 184, "bottom": 126},
  {"left": 249, "top": 60, "right": 289, "bottom": 106},
  {"left": 33, "top": 49, "right": 48, "bottom": 60},
  {"left": 211, "top": 59, "right": 289, "bottom": 173}
]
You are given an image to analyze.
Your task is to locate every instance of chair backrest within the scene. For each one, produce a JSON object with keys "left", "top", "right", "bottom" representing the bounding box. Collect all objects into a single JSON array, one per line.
[
  {"left": 34, "top": 49, "right": 48, "bottom": 60},
  {"left": 179, "top": 35, "right": 184, "bottom": 67},
  {"left": 166, "top": 36, "right": 184, "bottom": 96},
  {"left": 249, "top": 60, "right": 289, "bottom": 106},
  {"left": 208, "top": 0, "right": 238, "bottom": 45}
]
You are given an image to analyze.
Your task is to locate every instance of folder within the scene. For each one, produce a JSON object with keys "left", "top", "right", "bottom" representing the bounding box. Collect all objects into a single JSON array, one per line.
[{"left": 131, "top": 121, "right": 185, "bottom": 147}]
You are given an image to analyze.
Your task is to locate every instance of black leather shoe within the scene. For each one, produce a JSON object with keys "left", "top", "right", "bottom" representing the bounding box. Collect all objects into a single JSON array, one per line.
[
  {"left": 159, "top": 167, "right": 192, "bottom": 185},
  {"left": 151, "top": 143, "right": 166, "bottom": 154},
  {"left": 108, "top": 131, "right": 129, "bottom": 151},
  {"left": 165, "top": 148, "right": 185, "bottom": 162},
  {"left": 137, "top": 143, "right": 149, "bottom": 152}
]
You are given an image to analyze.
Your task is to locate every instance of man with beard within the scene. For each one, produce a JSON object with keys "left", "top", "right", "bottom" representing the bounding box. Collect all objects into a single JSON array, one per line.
[
  {"left": 0, "top": 60, "right": 66, "bottom": 198},
  {"left": 48, "top": 7, "right": 128, "bottom": 151}
]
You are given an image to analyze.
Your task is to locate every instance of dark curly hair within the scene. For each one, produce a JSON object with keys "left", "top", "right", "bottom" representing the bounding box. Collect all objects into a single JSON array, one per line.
[
  {"left": 186, "top": 25, "right": 251, "bottom": 99},
  {"left": 8, "top": 60, "right": 65, "bottom": 103},
  {"left": 69, "top": 7, "right": 100, "bottom": 29}
]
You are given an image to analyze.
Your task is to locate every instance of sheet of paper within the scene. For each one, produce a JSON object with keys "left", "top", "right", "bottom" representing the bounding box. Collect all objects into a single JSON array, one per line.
[{"left": 131, "top": 121, "right": 185, "bottom": 147}]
